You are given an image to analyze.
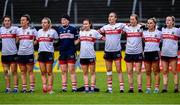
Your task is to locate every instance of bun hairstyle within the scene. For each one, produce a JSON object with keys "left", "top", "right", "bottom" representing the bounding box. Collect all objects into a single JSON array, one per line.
[
  {"left": 2, "top": 15, "right": 11, "bottom": 21},
  {"left": 109, "top": 12, "right": 118, "bottom": 18},
  {"left": 130, "top": 14, "right": 139, "bottom": 22},
  {"left": 148, "top": 17, "right": 157, "bottom": 24},
  {"left": 42, "top": 17, "right": 52, "bottom": 28},
  {"left": 21, "top": 14, "right": 31, "bottom": 23},
  {"left": 43, "top": 17, "right": 52, "bottom": 24},
  {"left": 61, "top": 14, "right": 70, "bottom": 21},
  {"left": 2, "top": 15, "right": 11, "bottom": 26},
  {"left": 147, "top": 17, "right": 157, "bottom": 29},
  {"left": 167, "top": 15, "right": 175, "bottom": 26},
  {"left": 83, "top": 18, "right": 93, "bottom": 29}
]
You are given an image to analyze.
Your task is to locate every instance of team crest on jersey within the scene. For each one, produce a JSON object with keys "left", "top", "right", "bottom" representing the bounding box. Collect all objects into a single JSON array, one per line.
[
  {"left": 137, "top": 29, "right": 140, "bottom": 32},
  {"left": 89, "top": 34, "right": 92, "bottom": 37},
  {"left": 9, "top": 30, "right": 12, "bottom": 33},
  {"left": 67, "top": 30, "right": 71, "bottom": 33},
  {"left": 172, "top": 32, "right": 175, "bottom": 34},
  {"left": 27, "top": 32, "right": 30, "bottom": 35},
  {"left": 154, "top": 34, "right": 157, "bottom": 37},
  {"left": 70, "top": 55, "right": 75, "bottom": 59},
  {"left": 47, "top": 34, "right": 50, "bottom": 37},
  {"left": 114, "top": 27, "right": 118, "bottom": 30}
]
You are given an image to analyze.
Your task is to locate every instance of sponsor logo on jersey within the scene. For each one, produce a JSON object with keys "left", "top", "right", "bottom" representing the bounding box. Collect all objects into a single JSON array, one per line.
[
  {"left": 70, "top": 55, "right": 75, "bottom": 59},
  {"left": 67, "top": 30, "right": 70, "bottom": 33}
]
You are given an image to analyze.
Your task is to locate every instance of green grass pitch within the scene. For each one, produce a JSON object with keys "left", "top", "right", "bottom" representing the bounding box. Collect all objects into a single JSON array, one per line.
[{"left": 0, "top": 72, "right": 179, "bottom": 104}]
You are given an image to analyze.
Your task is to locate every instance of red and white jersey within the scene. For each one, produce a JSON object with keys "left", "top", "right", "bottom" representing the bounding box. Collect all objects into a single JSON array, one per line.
[
  {"left": 16, "top": 27, "right": 38, "bottom": 55},
  {"left": 143, "top": 29, "right": 162, "bottom": 52},
  {"left": 161, "top": 27, "right": 180, "bottom": 57},
  {"left": 0, "top": 26, "right": 18, "bottom": 55},
  {"left": 99, "top": 23, "right": 126, "bottom": 52},
  {"left": 124, "top": 24, "right": 143, "bottom": 54},
  {"left": 37, "top": 28, "right": 58, "bottom": 53},
  {"left": 79, "top": 29, "right": 103, "bottom": 58}
]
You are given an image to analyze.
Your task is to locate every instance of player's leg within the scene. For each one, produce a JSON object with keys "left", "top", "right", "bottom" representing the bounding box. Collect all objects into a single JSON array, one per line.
[
  {"left": 67, "top": 53, "right": 77, "bottom": 92},
  {"left": 170, "top": 59, "right": 179, "bottom": 93},
  {"left": 68, "top": 63, "right": 77, "bottom": 91},
  {"left": 161, "top": 60, "right": 169, "bottom": 93},
  {"left": 82, "top": 64, "right": 89, "bottom": 92},
  {"left": 27, "top": 63, "right": 35, "bottom": 93},
  {"left": 60, "top": 63, "right": 68, "bottom": 92},
  {"left": 10, "top": 62, "right": 18, "bottom": 93},
  {"left": 19, "top": 64, "right": 27, "bottom": 93},
  {"left": 152, "top": 61, "right": 160, "bottom": 93},
  {"left": 135, "top": 61, "right": 143, "bottom": 92},
  {"left": 144, "top": 61, "right": 152, "bottom": 93},
  {"left": 126, "top": 61, "right": 134, "bottom": 93},
  {"left": 89, "top": 61, "right": 96, "bottom": 92},
  {"left": 46, "top": 62, "right": 54, "bottom": 93},
  {"left": 39, "top": 62, "right": 47, "bottom": 93},
  {"left": 2, "top": 63, "right": 11, "bottom": 93},
  {"left": 105, "top": 60, "right": 113, "bottom": 93},
  {"left": 115, "top": 59, "right": 124, "bottom": 93}
]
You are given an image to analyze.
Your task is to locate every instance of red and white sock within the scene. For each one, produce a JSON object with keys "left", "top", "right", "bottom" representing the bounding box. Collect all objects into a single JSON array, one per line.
[
  {"left": 91, "top": 83, "right": 96, "bottom": 91},
  {"left": 62, "top": 82, "right": 67, "bottom": 90},
  {"left": 120, "top": 82, "right": 124, "bottom": 91},
  {"left": 72, "top": 82, "right": 77, "bottom": 90},
  {"left": 22, "top": 84, "right": 27, "bottom": 90},
  {"left": 30, "top": 82, "right": 35, "bottom": 91},
  {"left": 107, "top": 80, "right": 112, "bottom": 91},
  {"left": 84, "top": 84, "right": 89, "bottom": 91}
]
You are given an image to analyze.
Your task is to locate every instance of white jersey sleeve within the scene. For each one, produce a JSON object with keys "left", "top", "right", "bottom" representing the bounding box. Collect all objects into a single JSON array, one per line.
[
  {"left": 92, "top": 29, "right": 103, "bottom": 39},
  {"left": 33, "top": 28, "right": 38, "bottom": 39},
  {"left": 52, "top": 29, "right": 59, "bottom": 39},
  {"left": 99, "top": 26, "right": 105, "bottom": 34},
  {"left": 178, "top": 28, "right": 180, "bottom": 37}
]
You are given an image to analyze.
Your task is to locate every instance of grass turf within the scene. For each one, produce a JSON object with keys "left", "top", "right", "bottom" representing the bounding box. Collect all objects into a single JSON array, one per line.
[{"left": 0, "top": 72, "right": 179, "bottom": 104}]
